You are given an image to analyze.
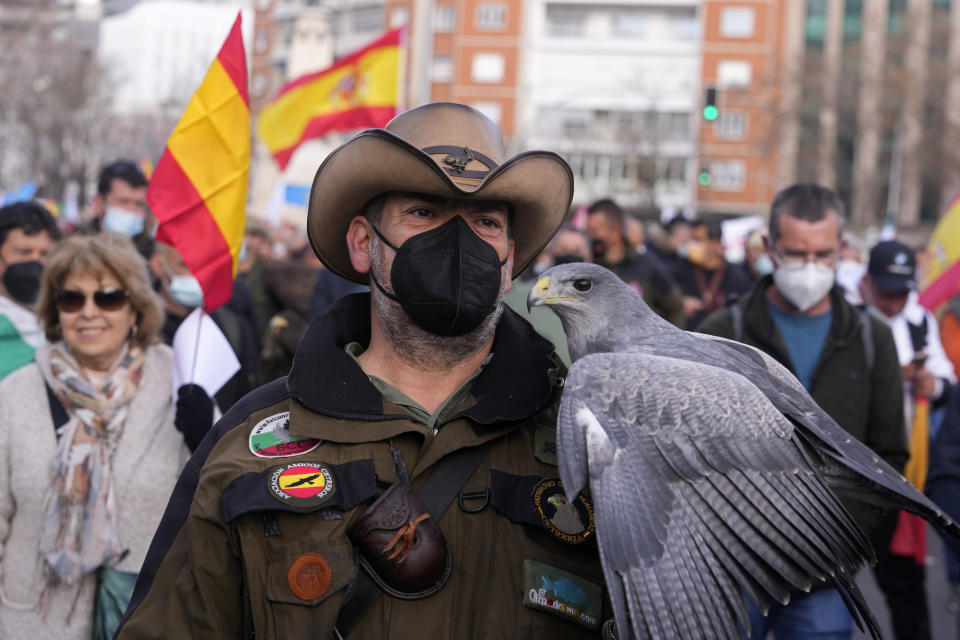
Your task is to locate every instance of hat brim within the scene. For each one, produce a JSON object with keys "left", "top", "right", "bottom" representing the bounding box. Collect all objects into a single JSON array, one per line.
[
  {"left": 871, "top": 273, "right": 914, "bottom": 294},
  {"left": 308, "top": 129, "right": 573, "bottom": 283}
]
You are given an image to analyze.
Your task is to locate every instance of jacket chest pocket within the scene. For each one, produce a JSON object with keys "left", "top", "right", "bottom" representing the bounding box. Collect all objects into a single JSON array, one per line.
[{"left": 260, "top": 537, "right": 357, "bottom": 640}]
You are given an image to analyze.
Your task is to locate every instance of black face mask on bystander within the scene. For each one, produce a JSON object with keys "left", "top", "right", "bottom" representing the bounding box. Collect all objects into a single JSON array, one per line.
[
  {"left": 2, "top": 260, "right": 43, "bottom": 304},
  {"left": 369, "top": 216, "right": 507, "bottom": 337},
  {"left": 552, "top": 253, "right": 584, "bottom": 266}
]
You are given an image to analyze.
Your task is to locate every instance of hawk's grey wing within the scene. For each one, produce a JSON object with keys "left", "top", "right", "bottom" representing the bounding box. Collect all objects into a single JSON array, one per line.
[
  {"left": 693, "top": 332, "right": 809, "bottom": 395},
  {"left": 690, "top": 331, "right": 959, "bottom": 533},
  {"left": 558, "top": 351, "right": 877, "bottom": 640}
]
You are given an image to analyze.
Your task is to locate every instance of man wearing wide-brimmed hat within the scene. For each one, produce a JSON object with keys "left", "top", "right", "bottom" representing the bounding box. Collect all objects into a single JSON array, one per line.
[{"left": 117, "top": 103, "right": 609, "bottom": 639}]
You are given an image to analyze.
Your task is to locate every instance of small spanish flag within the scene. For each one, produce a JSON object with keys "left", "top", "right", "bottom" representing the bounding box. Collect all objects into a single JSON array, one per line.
[
  {"left": 148, "top": 13, "right": 249, "bottom": 312},
  {"left": 257, "top": 27, "right": 403, "bottom": 170},
  {"left": 919, "top": 190, "right": 960, "bottom": 310}
]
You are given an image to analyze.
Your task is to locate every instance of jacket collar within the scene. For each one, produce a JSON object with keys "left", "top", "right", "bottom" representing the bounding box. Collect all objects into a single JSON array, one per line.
[
  {"left": 287, "top": 293, "right": 561, "bottom": 428},
  {"left": 741, "top": 275, "right": 862, "bottom": 362}
]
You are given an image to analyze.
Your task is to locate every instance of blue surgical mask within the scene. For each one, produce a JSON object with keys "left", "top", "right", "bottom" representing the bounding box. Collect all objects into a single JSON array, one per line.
[
  {"left": 753, "top": 253, "right": 774, "bottom": 276},
  {"left": 238, "top": 239, "right": 248, "bottom": 263},
  {"left": 103, "top": 206, "right": 145, "bottom": 237},
  {"left": 169, "top": 274, "right": 204, "bottom": 308}
]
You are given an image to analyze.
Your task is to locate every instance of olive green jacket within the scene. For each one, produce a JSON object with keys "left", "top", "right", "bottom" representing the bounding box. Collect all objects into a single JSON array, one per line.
[
  {"left": 697, "top": 276, "right": 909, "bottom": 535},
  {"left": 117, "top": 295, "right": 606, "bottom": 639}
]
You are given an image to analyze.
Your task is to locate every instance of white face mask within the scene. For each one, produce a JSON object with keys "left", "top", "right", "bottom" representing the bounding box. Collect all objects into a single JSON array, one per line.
[
  {"left": 159, "top": 257, "right": 205, "bottom": 309},
  {"left": 102, "top": 206, "right": 144, "bottom": 237},
  {"left": 753, "top": 253, "right": 774, "bottom": 276},
  {"left": 772, "top": 260, "right": 836, "bottom": 312},
  {"left": 169, "top": 274, "right": 204, "bottom": 308}
]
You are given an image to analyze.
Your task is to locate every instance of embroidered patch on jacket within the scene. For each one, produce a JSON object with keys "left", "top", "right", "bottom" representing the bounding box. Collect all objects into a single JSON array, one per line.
[
  {"left": 533, "top": 478, "right": 595, "bottom": 544},
  {"left": 534, "top": 424, "right": 558, "bottom": 466},
  {"left": 268, "top": 463, "right": 336, "bottom": 507},
  {"left": 249, "top": 412, "right": 322, "bottom": 458},
  {"left": 522, "top": 559, "right": 602, "bottom": 631},
  {"left": 288, "top": 553, "right": 332, "bottom": 601}
]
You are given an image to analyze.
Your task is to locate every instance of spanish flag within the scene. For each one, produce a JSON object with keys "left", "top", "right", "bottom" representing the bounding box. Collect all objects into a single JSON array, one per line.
[
  {"left": 148, "top": 13, "right": 249, "bottom": 312},
  {"left": 919, "top": 190, "right": 960, "bottom": 310},
  {"left": 257, "top": 27, "right": 403, "bottom": 170}
]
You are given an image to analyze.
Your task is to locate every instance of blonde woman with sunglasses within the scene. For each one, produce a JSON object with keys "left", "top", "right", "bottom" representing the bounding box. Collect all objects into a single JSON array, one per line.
[{"left": 0, "top": 233, "right": 198, "bottom": 640}]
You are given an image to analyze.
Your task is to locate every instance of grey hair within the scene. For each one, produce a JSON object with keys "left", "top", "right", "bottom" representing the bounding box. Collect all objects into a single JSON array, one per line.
[{"left": 769, "top": 183, "right": 845, "bottom": 244}]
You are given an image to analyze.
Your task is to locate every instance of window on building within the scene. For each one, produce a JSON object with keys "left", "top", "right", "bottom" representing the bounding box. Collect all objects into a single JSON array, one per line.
[
  {"left": 716, "top": 60, "right": 752, "bottom": 88},
  {"left": 390, "top": 7, "right": 409, "bottom": 28},
  {"left": 672, "top": 10, "right": 698, "bottom": 40},
  {"left": 476, "top": 4, "right": 507, "bottom": 31},
  {"left": 610, "top": 156, "right": 626, "bottom": 183},
  {"left": 663, "top": 158, "right": 687, "bottom": 183},
  {"left": 434, "top": 5, "right": 456, "bottom": 31},
  {"left": 473, "top": 101, "right": 502, "bottom": 125},
  {"left": 581, "top": 154, "right": 598, "bottom": 181},
  {"left": 279, "top": 20, "right": 294, "bottom": 46},
  {"left": 546, "top": 6, "right": 586, "bottom": 37},
  {"left": 471, "top": 53, "right": 505, "bottom": 83},
  {"left": 712, "top": 161, "right": 747, "bottom": 191},
  {"left": 613, "top": 10, "right": 645, "bottom": 37},
  {"left": 252, "top": 72, "right": 268, "bottom": 97},
  {"left": 720, "top": 7, "right": 755, "bottom": 38},
  {"left": 431, "top": 54, "right": 454, "bottom": 82},
  {"left": 254, "top": 27, "right": 269, "bottom": 53},
  {"left": 716, "top": 112, "right": 747, "bottom": 140},
  {"left": 352, "top": 7, "right": 383, "bottom": 33},
  {"left": 661, "top": 112, "right": 690, "bottom": 141},
  {"left": 564, "top": 117, "right": 588, "bottom": 138}
]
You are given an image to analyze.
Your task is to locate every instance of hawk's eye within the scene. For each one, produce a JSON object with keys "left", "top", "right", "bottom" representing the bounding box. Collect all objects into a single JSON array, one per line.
[{"left": 573, "top": 279, "right": 592, "bottom": 292}]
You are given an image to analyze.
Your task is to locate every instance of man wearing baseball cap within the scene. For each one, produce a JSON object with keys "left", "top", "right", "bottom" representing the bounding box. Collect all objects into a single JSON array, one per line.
[
  {"left": 117, "top": 103, "right": 608, "bottom": 638},
  {"left": 861, "top": 239, "right": 956, "bottom": 640},
  {"left": 864, "top": 240, "right": 955, "bottom": 408}
]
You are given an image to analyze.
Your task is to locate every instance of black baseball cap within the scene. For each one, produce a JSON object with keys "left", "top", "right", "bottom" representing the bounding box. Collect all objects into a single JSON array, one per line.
[{"left": 868, "top": 240, "right": 916, "bottom": 294}]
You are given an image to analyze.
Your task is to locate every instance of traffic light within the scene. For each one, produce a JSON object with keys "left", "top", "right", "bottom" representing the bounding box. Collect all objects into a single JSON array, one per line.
[
  {"left": 698, "top": 165, "right": 711, "bottom": 187},
  {"left": 703, "top": 86, "right": 718, "bottom": 122}
]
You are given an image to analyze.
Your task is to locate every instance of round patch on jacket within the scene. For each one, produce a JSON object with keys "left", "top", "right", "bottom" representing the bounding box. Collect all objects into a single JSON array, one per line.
[
  {"left": 288, "top": 553, "right": 332, "bottom": 601},
  {"left": 249, "top": 412, "right": 321, "bottom": 458},
  {"left": 533, "top": 478, "right": 595, "bottom": 544},
  {"left": 268, "top": 463, "right": 336, "bottom": 507}
]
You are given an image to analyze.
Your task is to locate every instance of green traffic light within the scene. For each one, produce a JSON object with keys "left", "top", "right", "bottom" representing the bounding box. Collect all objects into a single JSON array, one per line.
[
  {"left": 703, "top": 105, "right": 718, "bottom": 121},
  {"left": 698, "top": 171, "right": 711, "bottom": 186}
]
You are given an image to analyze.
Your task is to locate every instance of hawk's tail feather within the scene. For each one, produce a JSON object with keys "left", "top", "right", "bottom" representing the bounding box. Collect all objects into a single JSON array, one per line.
[
  {"left": 767, "top": 469, "right": 873, "bottom": 567},
  {"left": 821, "top": 449, "right": 960, "bottom": 538},
  {"left": 831, "top": 566, "right": 883, "bottom": 640}
]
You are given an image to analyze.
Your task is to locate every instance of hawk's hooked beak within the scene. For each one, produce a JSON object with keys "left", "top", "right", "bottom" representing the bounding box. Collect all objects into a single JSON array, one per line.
[
  {"left": 527, "top": 276, "right": 581, "bottom": 311},
  {"left": 527, "top": 277, "right": 551, "bottom": 311}
]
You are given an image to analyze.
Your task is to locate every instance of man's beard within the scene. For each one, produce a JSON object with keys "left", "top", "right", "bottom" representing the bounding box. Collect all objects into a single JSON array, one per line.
[{"left": 369, "top": 234, "right": 509, "bottom": 371}]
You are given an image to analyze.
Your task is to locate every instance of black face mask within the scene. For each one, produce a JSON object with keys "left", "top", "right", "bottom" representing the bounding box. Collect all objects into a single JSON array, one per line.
[
  {"left": 591, "top": 238, "right": 607, "bottom": 259},
  {"left": 2, "top": 260, "right": 43, "bottom": 304},
  {"left": 370, "top": 216, "right": 508, "bottom": 337},
  {"left": 552, "top": 253, "right": 583, "bottom": 266}
]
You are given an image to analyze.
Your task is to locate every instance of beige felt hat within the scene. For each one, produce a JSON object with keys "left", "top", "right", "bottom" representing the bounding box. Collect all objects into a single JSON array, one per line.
[{"left": 307, "top": 102, "right": 573, "bottom": 283}]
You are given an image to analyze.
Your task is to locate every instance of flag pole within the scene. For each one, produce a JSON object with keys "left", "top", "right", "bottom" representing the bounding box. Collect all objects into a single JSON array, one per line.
[{"left": 190, "top": 308, "right": 206, "bottom": 392}]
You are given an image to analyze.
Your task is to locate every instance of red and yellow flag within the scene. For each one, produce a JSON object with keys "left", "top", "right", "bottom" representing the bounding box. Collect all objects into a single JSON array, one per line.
[
  {"left": 919, "top": 190, "right": 960, "bottom": 310},
  {"left": 257, "top": 27, "right": 403, "bottom": 170},
  {"left": 148, "top": 13, "right": 249, "bottom": 312}
]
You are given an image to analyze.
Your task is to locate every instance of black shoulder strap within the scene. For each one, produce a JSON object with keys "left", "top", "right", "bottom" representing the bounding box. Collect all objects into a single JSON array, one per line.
[
  {"left": 731, "top": 301, "right": 745, "bottom": 341},
  {"left": 333, "top": 442, "right": 492, "bottom": 639},
  {"left": 858, "top": 310, "right": 875, "bottom": 371},
  {"left": 45, "top": 382, "right": 69, "bottom": 437}
]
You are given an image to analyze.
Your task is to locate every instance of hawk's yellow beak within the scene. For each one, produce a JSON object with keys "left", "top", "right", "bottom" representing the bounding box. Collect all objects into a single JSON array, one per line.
[
  {"left": 527, "top": 276, "right": 580, "bottom": 311},
  {"left": 527, "top": 277, "right": 551, "bottom": 311}
]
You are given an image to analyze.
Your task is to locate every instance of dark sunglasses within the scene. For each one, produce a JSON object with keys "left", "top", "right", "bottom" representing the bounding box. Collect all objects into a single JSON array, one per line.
[{"left": 55, "top": 288, "right": 129, "bottom": 313}]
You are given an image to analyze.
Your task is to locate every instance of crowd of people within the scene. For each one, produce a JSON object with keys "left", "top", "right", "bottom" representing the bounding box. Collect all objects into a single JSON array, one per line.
[{"left": 0, "top": 102, "right": 959, "bottom": 639}]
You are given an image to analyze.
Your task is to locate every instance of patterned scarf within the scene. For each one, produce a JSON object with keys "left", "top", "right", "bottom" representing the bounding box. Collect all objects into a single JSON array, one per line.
[{"left": 36, "top": 341, "right": 144, "bottom": 585}]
